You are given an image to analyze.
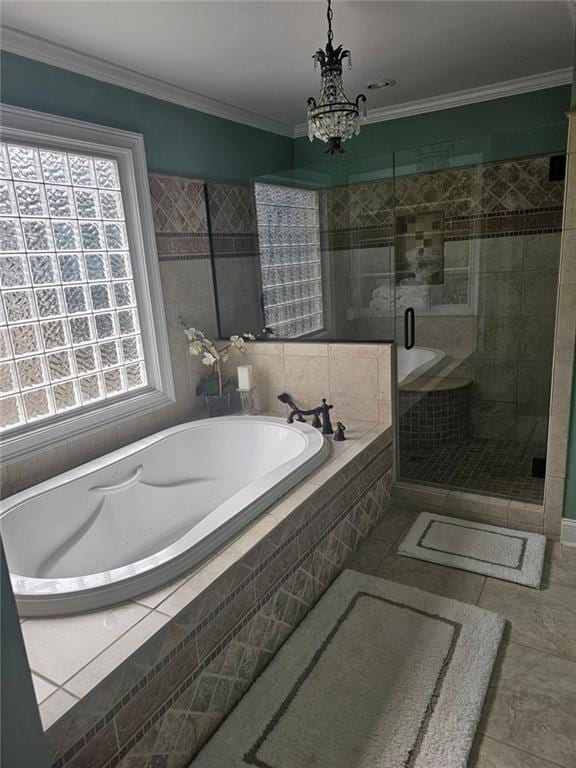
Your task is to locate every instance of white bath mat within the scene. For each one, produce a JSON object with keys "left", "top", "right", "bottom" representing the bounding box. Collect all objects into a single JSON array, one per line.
[
  {"left": 190, "top": 569, "right": 504, "bottom": 768},
  {"left": 398, "top": 512, "right": 547, "bottom": 588}
]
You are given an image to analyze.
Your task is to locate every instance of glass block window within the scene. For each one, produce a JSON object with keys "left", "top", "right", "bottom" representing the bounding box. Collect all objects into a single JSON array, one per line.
[
  {"left": 0, "top": 142, "right": 147, "bottom": 432},
  {"left": 255, "top": 183, "right": 323, "bottom": 338}
]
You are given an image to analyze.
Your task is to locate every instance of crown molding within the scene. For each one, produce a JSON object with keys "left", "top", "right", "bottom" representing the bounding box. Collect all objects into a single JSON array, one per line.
[
  {"left": 2, "top": 27, "right": 572, "bottom": 142},
  {"left": 293, "top": 67, "right": 574, "bottom": 138},
  {"left": 0, "top": 26, "right": 294, "bottom": 138}
]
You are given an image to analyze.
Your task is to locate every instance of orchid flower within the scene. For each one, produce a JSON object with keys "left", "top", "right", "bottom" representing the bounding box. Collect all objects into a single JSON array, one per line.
[{"left": 180, "top": 320, "right": 256, "bottom": 397}]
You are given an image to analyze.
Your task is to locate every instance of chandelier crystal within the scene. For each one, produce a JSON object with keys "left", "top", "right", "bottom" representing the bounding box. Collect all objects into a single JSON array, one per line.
[{"left": 307, "top": 0, "right": 367, "bottom": 155}]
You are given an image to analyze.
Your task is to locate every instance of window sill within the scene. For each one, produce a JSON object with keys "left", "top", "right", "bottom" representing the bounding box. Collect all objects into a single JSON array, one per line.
[{"left": 0, "top": 387, "right": 175, "bottom": 464}]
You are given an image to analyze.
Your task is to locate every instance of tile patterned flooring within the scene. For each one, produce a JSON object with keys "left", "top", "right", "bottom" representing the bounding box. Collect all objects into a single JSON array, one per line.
[
  {"left": 400, "top": 438, "right": 546, "bottom": 503},
  {"left": 343, "top": 504, "right": 576, "bottom": 768}
]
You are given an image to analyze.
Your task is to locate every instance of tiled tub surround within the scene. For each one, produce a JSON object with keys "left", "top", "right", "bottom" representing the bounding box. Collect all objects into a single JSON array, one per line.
[
  {"left": 223, "top": 341, "right": 393, "bottom": 426},
  {"left": 399, "top": 376, "right": 471, "bottom": 449},
  {"left": 1, "top": 173, "right": 219, "bottom": 500},
  {"left": 23, "top": 421, "right": 393, "bottom": 768}
]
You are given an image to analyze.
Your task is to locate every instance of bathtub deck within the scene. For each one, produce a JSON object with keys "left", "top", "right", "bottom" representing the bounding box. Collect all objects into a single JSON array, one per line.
[{"left": 21, "top": 417, "right": 390, "bottom": 730}]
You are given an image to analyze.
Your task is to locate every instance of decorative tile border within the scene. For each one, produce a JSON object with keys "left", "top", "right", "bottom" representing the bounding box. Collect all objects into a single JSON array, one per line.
[
  {"left": 155, "top": 233, "right": 211, "bottom": 261},
  {"left": 321, "top": 206, "right": 563, "bottom": 251},
  {"left": 46, "top": 429, "right": 394, "bottom": 768}
]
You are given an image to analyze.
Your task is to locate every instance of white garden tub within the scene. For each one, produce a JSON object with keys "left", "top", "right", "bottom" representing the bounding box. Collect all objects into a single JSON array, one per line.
[{"left": 0, "top": 416, "right": 329, "bottom": 617}]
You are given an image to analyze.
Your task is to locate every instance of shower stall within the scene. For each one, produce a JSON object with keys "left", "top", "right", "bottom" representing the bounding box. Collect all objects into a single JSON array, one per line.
[{"left": 210, "top": 125, "right": 566, "bottom": 505}]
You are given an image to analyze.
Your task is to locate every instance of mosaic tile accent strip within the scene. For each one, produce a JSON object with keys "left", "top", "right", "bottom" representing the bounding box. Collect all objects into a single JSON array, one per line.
[
  {"left": 321, "top": 207, "right": 563, "bottom": 251},
  {"left": 154, "top": 233, "right": 211, "bottom": 261},
  {"left": 148, "top": 175, "right": 208, "bottom": 235},
  {"left": 211, "top": 234, "right": 260, "bottom": 256},
  {"left": 46, "top": 431, "right": 394, "bottom": 768}
]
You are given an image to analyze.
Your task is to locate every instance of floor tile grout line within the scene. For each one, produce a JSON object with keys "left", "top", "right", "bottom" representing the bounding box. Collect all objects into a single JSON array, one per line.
[
  {"left": 370, "top": 504, "right": 419, "bottom": 572},
  {"left": 475, "top": 576, "right": 488, "bottom": 606},
  {"left": 500, "top": 638, "right": 576, "bottom": 666},
  {"left": 38, "top": 603, "right": 157, "bottom": 695},
  {"left": 475, "top": 733, "right": 568, "bottom": 768},
  {"left": 31, "top": 668, "right": 62, "bottom": 690},
  {"left": 43, "top": 687, "right": 81, "bottom": 703}
]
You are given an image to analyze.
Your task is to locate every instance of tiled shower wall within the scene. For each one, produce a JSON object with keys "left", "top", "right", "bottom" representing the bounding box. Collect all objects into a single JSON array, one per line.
[
  {"left": 0, "top": 173, "right": 223, "bottom": 498},
  {"left": 320, "top": 155, "right": 564, "bottom": 441}
]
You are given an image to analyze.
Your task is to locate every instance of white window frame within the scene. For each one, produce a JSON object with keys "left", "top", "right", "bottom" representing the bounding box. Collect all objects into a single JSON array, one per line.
[{"left": 0, "top": 105, "right": 174, "bottom": 462}]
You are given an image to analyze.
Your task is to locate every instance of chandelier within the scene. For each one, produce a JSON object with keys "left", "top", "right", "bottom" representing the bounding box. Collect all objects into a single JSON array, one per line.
[{"left": 307, "top": 0, "right": 367, "bottom": 155}]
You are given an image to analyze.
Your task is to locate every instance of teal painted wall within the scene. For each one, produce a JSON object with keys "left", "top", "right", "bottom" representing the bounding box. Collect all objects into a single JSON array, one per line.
[
  {"left": 292, "top": 86, "right": 571, "bottom": 186},
  {"left": 0, "top": 52, "right": 293, "bottom": 182}
]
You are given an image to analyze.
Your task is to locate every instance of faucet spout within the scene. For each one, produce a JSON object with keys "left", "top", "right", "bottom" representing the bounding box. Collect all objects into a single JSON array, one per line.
[
  {"left": 278, "top": 393, "right": 306, "bottom": 422},
  {"left": 286, "top": 398, "right": 334, "bottom": 434},
  {"left": 287, "top": 406, "right": 321, "bottom": 424}
]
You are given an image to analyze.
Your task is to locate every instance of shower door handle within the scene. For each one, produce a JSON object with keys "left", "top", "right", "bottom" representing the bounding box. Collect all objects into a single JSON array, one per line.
[{"left": 404, "top": 307, "right": 415, "bottom": 350}]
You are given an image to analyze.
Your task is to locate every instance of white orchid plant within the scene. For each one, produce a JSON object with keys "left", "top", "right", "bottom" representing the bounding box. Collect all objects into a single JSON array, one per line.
[{"left": 179, "top": 319, "right": 255, "bottom": 397}]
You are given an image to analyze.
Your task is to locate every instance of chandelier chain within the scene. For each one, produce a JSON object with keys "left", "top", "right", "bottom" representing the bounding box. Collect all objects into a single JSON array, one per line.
[{"left": 326, "top": 0, "right": 334, "bottom": 44}]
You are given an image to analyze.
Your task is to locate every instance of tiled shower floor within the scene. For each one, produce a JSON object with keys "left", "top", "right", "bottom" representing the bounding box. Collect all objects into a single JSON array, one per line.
[{"left": 400, "top": 437, "right": 546, "bottom": 503}]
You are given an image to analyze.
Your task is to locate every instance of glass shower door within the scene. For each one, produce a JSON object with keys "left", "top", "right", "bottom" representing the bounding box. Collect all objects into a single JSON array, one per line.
[{"left": 393, "top": 131, "right": 564, "bottom": 503}]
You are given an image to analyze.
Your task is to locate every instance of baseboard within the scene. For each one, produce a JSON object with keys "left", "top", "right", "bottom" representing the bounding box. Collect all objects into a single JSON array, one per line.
[{"left": 560, "top": 518, "right": 576, "bottom": 547}]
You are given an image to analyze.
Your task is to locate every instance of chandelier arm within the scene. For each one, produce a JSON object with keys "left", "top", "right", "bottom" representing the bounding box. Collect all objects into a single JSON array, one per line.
[{"left": 309, "top": 104, "right": 360, "bottom": 118}]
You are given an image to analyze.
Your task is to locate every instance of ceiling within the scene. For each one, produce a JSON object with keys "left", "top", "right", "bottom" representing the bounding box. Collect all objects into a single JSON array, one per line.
[{"left": 1, "top": 1, "right": 574, "bottom": 135}]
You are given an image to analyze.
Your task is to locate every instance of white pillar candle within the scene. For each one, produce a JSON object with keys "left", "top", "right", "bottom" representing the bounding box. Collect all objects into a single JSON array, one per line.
[{"left": 237, "top": 365, "right": 254, "bottom": 391}]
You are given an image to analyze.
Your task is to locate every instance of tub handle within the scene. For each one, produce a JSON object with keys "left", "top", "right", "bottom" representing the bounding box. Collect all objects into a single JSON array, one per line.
[{"left": 90, "top": 465, "right": 143, "bottom": 494}]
